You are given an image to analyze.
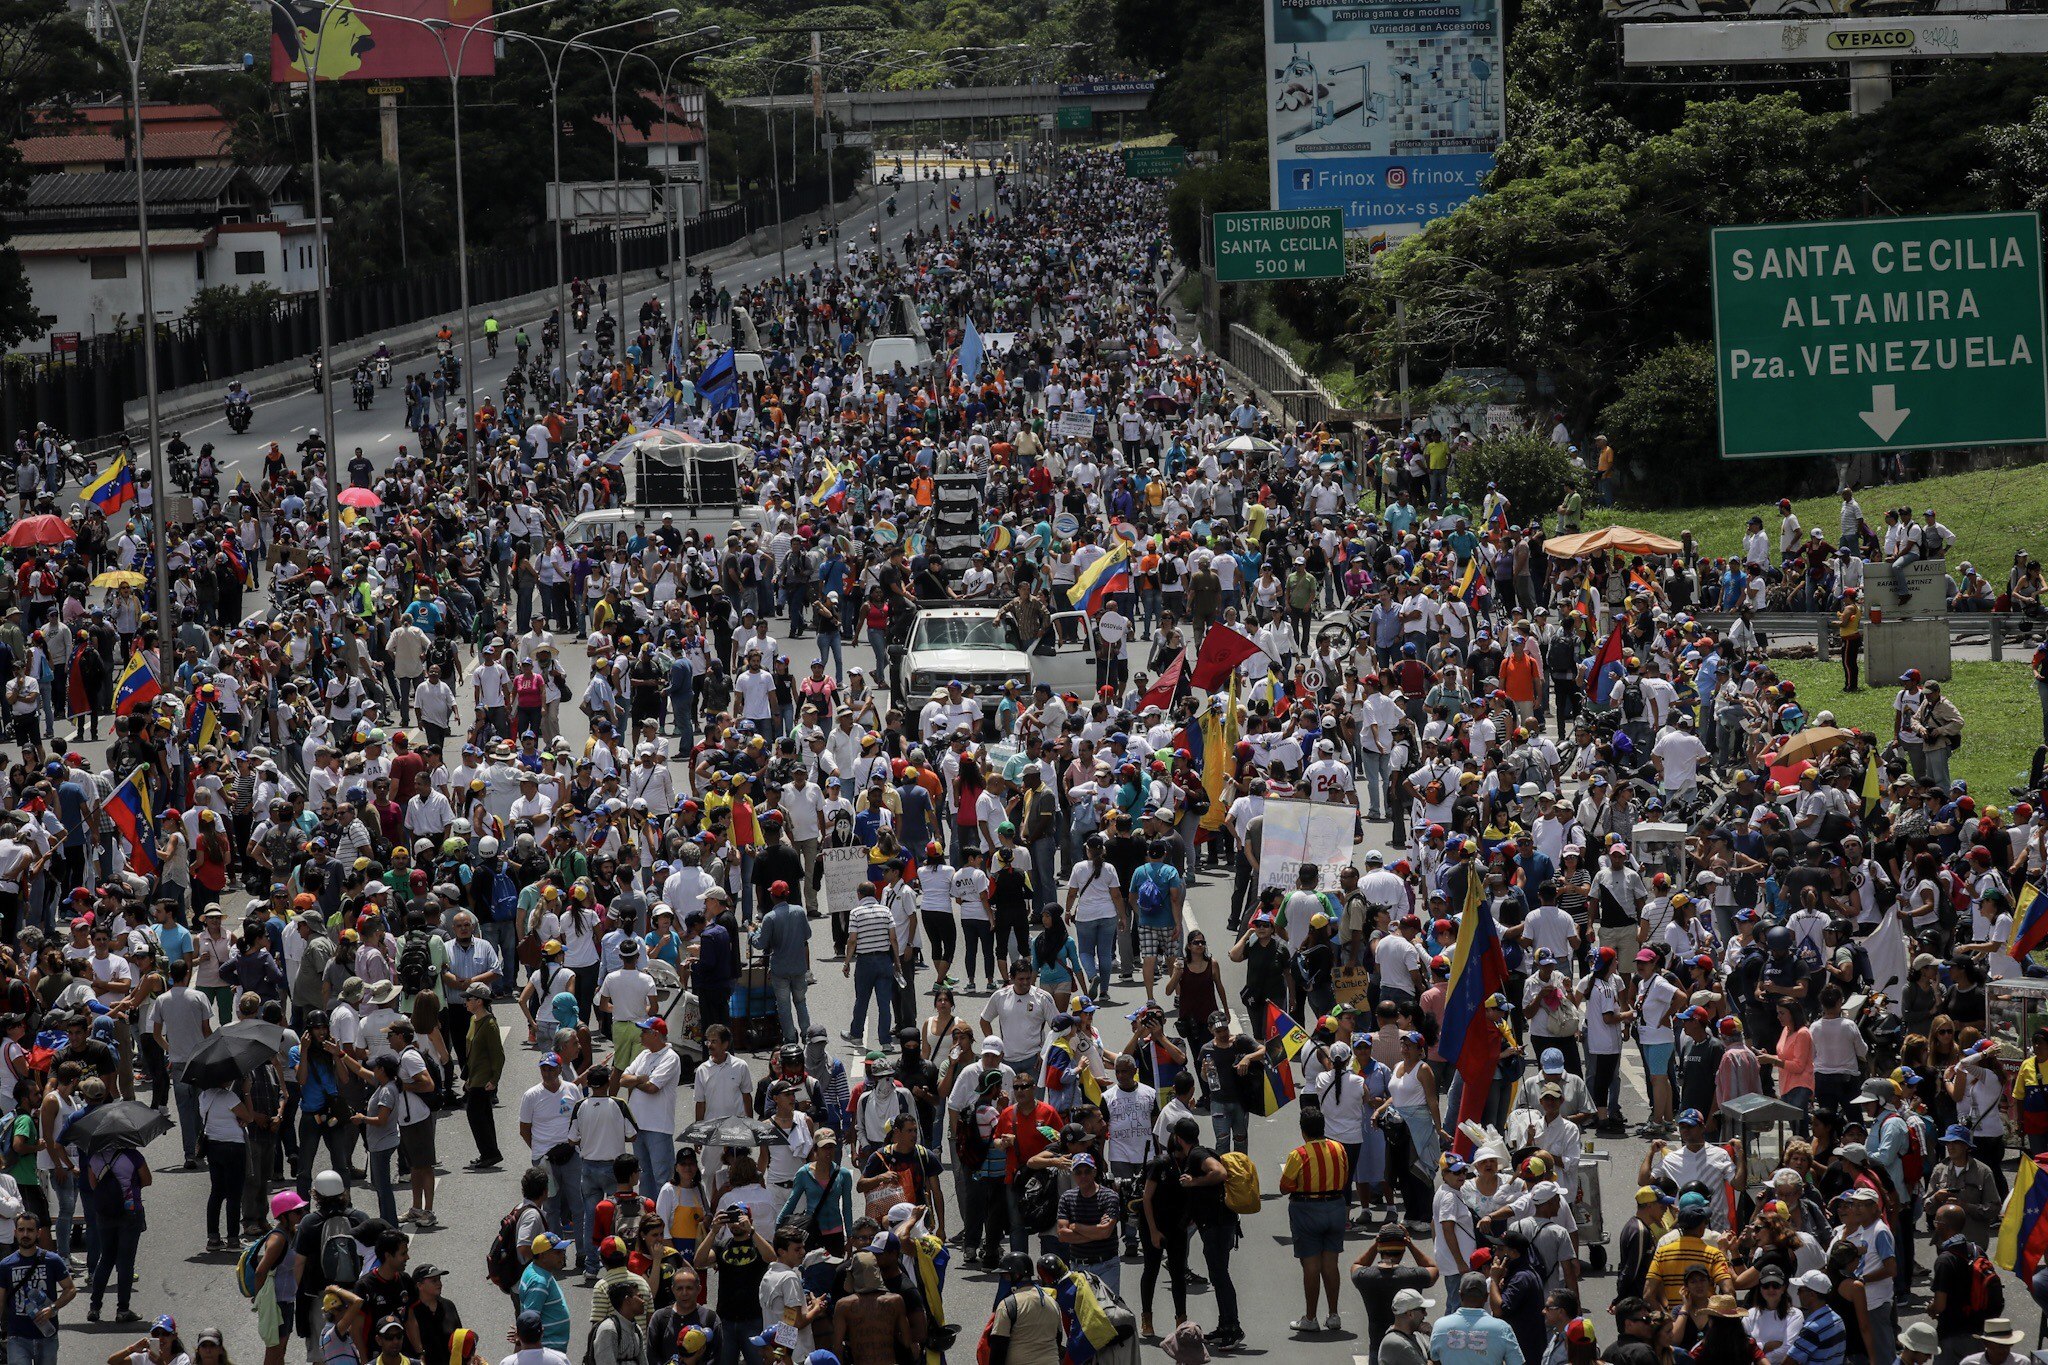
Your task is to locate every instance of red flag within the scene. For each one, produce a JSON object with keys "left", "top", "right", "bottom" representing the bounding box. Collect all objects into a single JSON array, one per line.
[
  {"left": 1137, "top": 650, "right": 1186, "bottom": 713},
  {"left": 1189, "top": 625, "right": 1260, "bottom": 692}
]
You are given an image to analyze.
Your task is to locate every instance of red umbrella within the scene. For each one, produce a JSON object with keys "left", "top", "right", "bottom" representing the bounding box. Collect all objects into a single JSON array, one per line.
[
  {"left": 337, "top": 487, "right": 382, "bottom": 509},
  {"left": 1, "top": 515, "right": 74, "bottom": 547}
]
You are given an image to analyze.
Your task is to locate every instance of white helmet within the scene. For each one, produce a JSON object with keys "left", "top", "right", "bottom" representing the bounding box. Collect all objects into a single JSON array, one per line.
[
  {"left": 313, "top": 1170, "right": 346, "bottom": 1199},
  {"left": 478, "top": 836, "right": 500, "bottom": 857}
]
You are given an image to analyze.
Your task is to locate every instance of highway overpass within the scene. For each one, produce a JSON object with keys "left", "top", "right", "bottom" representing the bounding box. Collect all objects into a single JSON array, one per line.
[{"left": 728, "top": 79, "right": 1155, "bottom": 124}]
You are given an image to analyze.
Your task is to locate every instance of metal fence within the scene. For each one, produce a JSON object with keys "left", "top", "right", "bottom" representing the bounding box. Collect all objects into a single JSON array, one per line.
[
  {"left": 4, "top": 171, "right": 848, "bottom": 444},
  {"left": 1223, "top": 322, "right": 1341, "bottom": 430}
]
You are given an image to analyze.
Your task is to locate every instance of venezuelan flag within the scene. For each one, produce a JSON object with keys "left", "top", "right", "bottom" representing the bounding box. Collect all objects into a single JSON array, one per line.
[
  {"left": 187, "top": 693, "right": 220, "bottom": 750},
  {"left": 1455, "top": 553, "right": 1480, "bottom": 604},
  {"left": 221, "top": 536, "right": 249, "bottom": 588},
  {"left": 83, "top": 453, "right": 137, "bottom": 514},
  {"left": 810, "top": 460, "right": 848, "bottom": 513},
  {"left": 1999, "top": 1150, "right": 2048, "bottom": 1278},
  {"left": 1195, "top": 678, "right": 1237, "bottom": 834},
  {"left": 106, "top": 765, "right": 158, "bottom": 875},
  {"left": 1055, "top": 1270, "right": 1121, "bottom": 1364},
  {"left": 112, "top": 653, "right": 160, "bottom": 716},
  {"left": 1437, "top": 855, "right": 1509, "bottom": 1155},
  {"left": 948, "top": 190, "right": 961, "bottom": 213},
  {"left": 1262, "top": 1003, "right": 1309, "bottom": 1060},
  {"left": 1067, "top": 542, "right": 1132, "bottom": 616},
  {"left": 2009, "top": 879, "right": 2048, "bottom": 960},
  {"left": 1249, "top": 1051, "right": 1298, "bottom": 1116}
]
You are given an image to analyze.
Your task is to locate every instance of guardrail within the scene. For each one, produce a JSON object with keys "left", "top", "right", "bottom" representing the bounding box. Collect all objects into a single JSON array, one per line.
[
  {"left": 1694, "top": 610, "right": 2042, "bottom": 661},
  {"left": 1222, "top": 323, "right": 1341, "bottom": 430}
]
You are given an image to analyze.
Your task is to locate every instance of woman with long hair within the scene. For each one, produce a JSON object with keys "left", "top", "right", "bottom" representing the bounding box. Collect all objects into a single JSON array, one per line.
[
  {"left": 1759, "top": 1001, "right": 1814, "bottom": 1136},
  {"left": 1164, "top": 931, "right": 1222, "bottom": 1100},
  {"left": 776, "top": 1130, "right": 855, "bottom": 1256},
  {"left": 1030, "top": 905, "right": 1087, "bottom": 1011},
  {"left": 1742, "top": 1268, "right": 1802, "bottom": 1365},
  {"left": 654, "top": 1147, "right": 711, "bottom": 1260}
]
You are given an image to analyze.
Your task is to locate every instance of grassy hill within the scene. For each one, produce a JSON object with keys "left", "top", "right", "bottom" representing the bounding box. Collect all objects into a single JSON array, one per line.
[
  {"left": 1583, "top": 464, "right": 2048, "bottom": 573},
  {"left": 1769, "top": 660, "right": 2041, "bottom": 799}
]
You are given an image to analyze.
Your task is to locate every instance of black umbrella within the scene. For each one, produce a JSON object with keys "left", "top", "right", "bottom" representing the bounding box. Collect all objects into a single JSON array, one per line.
[
  {"left": 177, "top": 1022, "right": 290, "bottom": 1090},
  {"left": 680, "top": 1115, "right": 786, "bottom": 1148},
  {"left": 65, "top": 1100, "right": 172, "bottom": 1156}
]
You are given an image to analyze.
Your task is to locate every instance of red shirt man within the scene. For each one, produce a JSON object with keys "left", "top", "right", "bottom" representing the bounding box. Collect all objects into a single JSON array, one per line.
[{"left": 992, "top": 1075, "right": 1061, "bottom": 1180}]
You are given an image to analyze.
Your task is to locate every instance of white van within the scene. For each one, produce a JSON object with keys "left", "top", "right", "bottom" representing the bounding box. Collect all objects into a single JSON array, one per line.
[{"left": 865, "top": 336, "right": 933, "bottom": 376}]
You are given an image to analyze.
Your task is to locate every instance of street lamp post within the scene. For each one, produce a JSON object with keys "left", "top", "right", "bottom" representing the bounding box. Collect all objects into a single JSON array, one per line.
[
  {"left": 101, "top": 0, "right": 176, "bottom": 625},
  {"left": 499, "top": 16, "right": 677, "bottom": 401},
  {"left": 639, "top": 37, "right": 747, "bottom": 358},
  {"left": 574, "top": 26, "right": 712, "bottom": 332}
]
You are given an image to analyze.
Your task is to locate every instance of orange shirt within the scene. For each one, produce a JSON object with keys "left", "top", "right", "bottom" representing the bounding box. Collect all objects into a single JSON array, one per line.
[{"left": 1498, "top": 652, "right": 1541, "bottom": 705}]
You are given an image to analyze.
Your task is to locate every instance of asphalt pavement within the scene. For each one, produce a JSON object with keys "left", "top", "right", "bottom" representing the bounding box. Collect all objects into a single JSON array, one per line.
[{"left": 49, "top": 166, "right": 2041, "bottom": 1362}]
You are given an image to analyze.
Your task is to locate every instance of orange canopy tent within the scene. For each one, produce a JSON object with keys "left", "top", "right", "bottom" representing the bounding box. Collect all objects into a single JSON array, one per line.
[{"left": 1544, "top": 526, "right": 1684, "bottom": 558}]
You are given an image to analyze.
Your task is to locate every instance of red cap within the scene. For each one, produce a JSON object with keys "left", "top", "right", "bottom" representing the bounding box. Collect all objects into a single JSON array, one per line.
[{"left": 769, "top": 880, "right": 791, "bottom": 899}]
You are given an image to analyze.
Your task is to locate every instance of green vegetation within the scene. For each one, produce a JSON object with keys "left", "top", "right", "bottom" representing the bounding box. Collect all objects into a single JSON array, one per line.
[
  {"left": 1581, "top": 465, "right": 2048, "bottom": 574},
  {"left": 1769, "top": 660, "right": 2042, "bottom": 800},
  {"left": 0, "top": 0, "right": 106, "bottom": 345}
]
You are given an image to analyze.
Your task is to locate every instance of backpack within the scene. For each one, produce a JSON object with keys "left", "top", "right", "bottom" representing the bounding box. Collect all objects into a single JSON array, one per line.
[
  {"left": 1135, "top": 875, "right": 1172, "bottom": 923},
  {"left": 491, "top": 868, "right": 519, "bottom": 924},
  {"left": 1218, "top": 1150, "right": 1260, "bottom": 1216},
  {"left": 1967, "top": 1244, "right": 2006, "bottom": 1317},
  {"left": 318, "top": 1211, "right": 363, "bottom": 1289},
  {"left": 235, "top": 1228, "right": 276, "bottom": 1298},
  {"left": 1620, "top": 678, "right": 1645, "bottom": 722},
  {"left": 486, "top": 1201, "right": 538, "bottom": 1291},
  {"left": 399, "top": 929, "right": 434, "bottom": 994}
]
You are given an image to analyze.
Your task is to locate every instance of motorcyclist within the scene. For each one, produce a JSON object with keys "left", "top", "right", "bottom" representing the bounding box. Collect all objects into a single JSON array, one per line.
[{"left": 224, "top": 379, "right": 250, "bottom": 407}]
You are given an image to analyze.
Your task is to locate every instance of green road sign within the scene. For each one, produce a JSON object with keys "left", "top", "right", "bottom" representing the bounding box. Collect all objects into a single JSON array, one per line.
[
  {"left": 1711, "top": 212, "right": 2048, "bottom": 459},
  {"left": 1055, "top": 106, "right": 1093, "bottom": 131},
  {"left": 1122, "top": 146, "right": 1187, "bottom": 179},
  {"left": 1212, "top": 209, "right": 1345, "bottom": 283}
]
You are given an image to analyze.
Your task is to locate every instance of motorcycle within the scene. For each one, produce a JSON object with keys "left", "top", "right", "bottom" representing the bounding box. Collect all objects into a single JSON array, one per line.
[
  {"left": 886, "top": 196, "right": 897, "bottom": 217},
  {"left": 167, "top": 446, "right": 196, "bottom": 492},
  {"left": 573, "top": 301, "right": 589, "bottom": 333},
  {"left": 225, "top": 397, "right": 253, "bottom": 434},
  {"left": 374, "top": 356, "right": 392, "bottom": 388},
  {"left": 352, "top": 375, "right": 374, "bottom": 411},
  {"left": 57, "top": 442, "right": 95, "bottom": 488},
  {"left": 309, "top": 355, "right": 324, "bottom": 392}
]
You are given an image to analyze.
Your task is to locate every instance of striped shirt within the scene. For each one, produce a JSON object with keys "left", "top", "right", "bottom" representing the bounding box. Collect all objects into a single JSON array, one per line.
[
  {"left": 1280, "top": 1138, "right": 1349, "bottom": 1196},
  {"left": 1786, "top": 1301, "right": 1846, "bottom": 1365},
  {"left": 1644, "top": 1234, "right": 1732, "bottom": 1306},
  {"left": 848, "top": 900, "right": 897, "bottom": 956}
]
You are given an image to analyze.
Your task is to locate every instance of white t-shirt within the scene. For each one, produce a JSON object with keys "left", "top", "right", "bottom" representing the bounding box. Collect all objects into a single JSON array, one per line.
[
  {"left": 980, "top": 986, "right": 1055, "bottom": 1059},
  {"left": 1636, "top": 975, "right": 1681, "bottom": 1045},
  {"left": 1375, "top": 934, "right": 1425, "bottom": 996},
  {"left": 598, "top": 968, "right": 657, "bottom": 1023},
  {"left": 1585, "top": 974, "right": 1624, "bottom": 1056},
  {"left": 1066, "top": 861, "right": 1120, "bottom": 923},
  {"left": 623, "top": 1044, "right": 682, "bottom": 1134},
  {"left": 1101, "top": 1082, "right": 1158, "bottom": 1165},
  {"left": 1433, "top": 1183, "right": 1479, "bottom": 1269},
  {"left": 520, "top": 1080, "right": 585, "bottom": 1162}
]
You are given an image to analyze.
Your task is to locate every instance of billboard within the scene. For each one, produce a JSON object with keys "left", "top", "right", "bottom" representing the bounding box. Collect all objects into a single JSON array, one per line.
[
  {"left": 1622, "top": 13, "right": 2048, "bottom": 60},
  {"left": 1605, "top": 0, "right": 2003, "bottom": 17},
  {"left": 1266, "top": 0, "right": 1505, "bottom": 240},
  {"left": 271, "top": 0, "right": 495, "bottom": 83}
]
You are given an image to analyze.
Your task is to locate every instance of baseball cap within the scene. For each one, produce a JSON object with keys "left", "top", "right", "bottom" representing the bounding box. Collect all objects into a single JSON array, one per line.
[
  {"left": 1793, "top": 1271, "right": 1834, "bottom": 1295},
  {"left": 531, "top": 1232, "right": 571, "bottom": 1256},
  {"left": 1676, "top": 1108, "right": 1706, "bottom": 1126}
]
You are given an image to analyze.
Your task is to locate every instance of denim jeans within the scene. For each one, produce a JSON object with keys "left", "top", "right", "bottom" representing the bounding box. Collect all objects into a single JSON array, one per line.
[
  {"left": 173, "top": 1079, "right": 202, "bottom": 1163},
  {"left": 815, "top": 631, "right": 843, "bottom": 681},
  {"left": 578, "top": 1156, "right": 613, "bottom": 1268},
  {"left": 633, "top": 1129, "right": 674, "bottom": 1202},
  {"left": 1357, "top": 749, "right": 1391, "bottom": 818},
  {"left": 1077, "top": 918, "right": 1118, "bottom": 998},
  {"left": 1211, "top": 1102, "right": 1249, "bottom": 1153},
  {"left": 1029, "top": 837, "right": 1059, "bottom": 912},
  {"left": 367, "top": 1146, "right": 400, "bottom": 1224},
  {"left": 772, "top": 972, "right": 812, "bottom": 1041},
  {"left": 538, "top": 1159, "right": 585, "bottom": 1269},
  {"left": 850, "top": 955, "right": 894, "bottom": 1044},
  {"left": 47, "top": 1171, "right": 75, "bottom": 1260},
  {"left": 7, "top": 1336, "right": 58, "bottom": 1365}
]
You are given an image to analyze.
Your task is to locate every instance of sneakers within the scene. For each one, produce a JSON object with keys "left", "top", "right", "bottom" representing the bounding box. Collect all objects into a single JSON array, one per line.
[
  {"left": 1203, "top": 1327, "right": 1243, "bottom": 1352},
  {"left": 1324, "top": 1314, "right": 1341, "bottom": 1331},
  {"left": 1290, "top": 1316, "right": 1320, "bottom": 1333}
]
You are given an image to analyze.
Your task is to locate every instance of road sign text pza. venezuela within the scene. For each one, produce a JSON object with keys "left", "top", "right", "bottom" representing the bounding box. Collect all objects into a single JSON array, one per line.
[{"left": 1710, "top": 211, "right": 2048, "bottom": 460}]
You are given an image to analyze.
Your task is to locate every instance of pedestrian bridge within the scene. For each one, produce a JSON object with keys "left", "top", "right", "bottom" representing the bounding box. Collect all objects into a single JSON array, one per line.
[{"left": 727, "top": 81, "right": 1155, "bottom": 123}]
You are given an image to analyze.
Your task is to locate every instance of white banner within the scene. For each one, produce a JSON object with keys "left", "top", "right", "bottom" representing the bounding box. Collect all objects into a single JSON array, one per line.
[
  {"left": 1256, "top": 798, "right": 1358, "bottom": 895},
  {"left": 820, "top": 844, "right": 871, "bottom": 917},
  {"left": 1057, "top": 411, "right": 1098, "bottom": 440}
]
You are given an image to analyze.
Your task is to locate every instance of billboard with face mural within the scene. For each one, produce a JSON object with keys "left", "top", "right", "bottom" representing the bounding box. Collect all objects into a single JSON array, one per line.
[{"left": 270, "top": 0, "right": 496, "bottom": 83}]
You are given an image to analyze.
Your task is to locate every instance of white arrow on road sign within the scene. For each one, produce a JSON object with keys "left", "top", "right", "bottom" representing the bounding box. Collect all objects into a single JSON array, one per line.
[{"left": 1859, "top": 384, "right": 1911, "bottom": 442}]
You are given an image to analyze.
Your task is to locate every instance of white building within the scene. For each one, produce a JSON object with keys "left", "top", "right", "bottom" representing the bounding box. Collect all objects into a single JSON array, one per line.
[{"left": 9, "top": 166, "right": 325, "bottom": 347}]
